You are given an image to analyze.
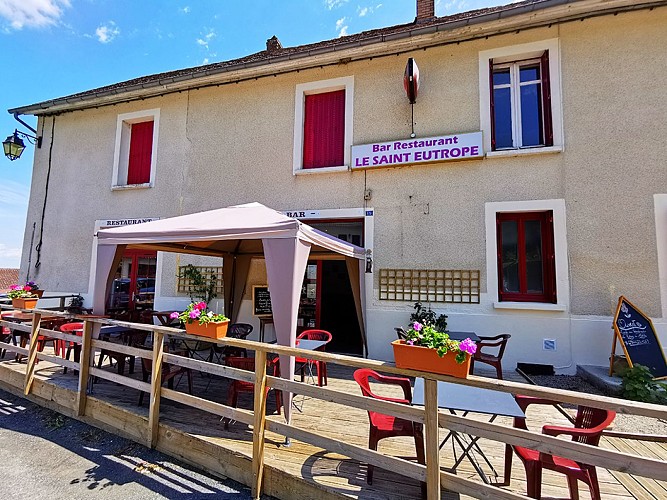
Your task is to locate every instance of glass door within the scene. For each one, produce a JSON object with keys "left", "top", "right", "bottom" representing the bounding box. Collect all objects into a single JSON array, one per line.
[{"left": 107, "top": 249, "right": 157, "bottom": 314}]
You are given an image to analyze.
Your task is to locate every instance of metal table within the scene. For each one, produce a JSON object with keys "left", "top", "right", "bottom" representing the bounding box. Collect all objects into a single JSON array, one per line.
[
  {"left": 446, "top": 331, "right": 481, "bottom": 343},
  {"left": 412, "top": 378, "right": 523, "bottom": 485}
]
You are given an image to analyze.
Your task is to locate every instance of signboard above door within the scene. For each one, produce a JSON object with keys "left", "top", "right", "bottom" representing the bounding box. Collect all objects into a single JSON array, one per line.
[{"left": 351, "top": 132, "right": 483, "bottom": 171}]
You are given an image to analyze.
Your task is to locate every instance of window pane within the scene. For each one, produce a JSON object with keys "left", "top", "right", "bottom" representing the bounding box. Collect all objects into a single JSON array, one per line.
[
  {"left": 493, "top": 87, "right": 513, "bottom": 148},
  {"left": 501, "top": 221, "right": 520, "bottom": 293},
  {"left": 520, "top": 83, "right": 543, "bottom": 147},
  {"left": 524, "top": 220, "right": 544, "bottom": 293},
  {"left": 520, "top": 64, "right": 540, "bottom": 82},
  {"left": 493, "top": 68, "right": 510, "bottom": 86}
]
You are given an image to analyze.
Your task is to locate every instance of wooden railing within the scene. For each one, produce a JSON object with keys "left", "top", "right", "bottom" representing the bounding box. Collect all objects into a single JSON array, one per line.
[{"left": 1, "top": 307, "right": 667, "bottom": 500}]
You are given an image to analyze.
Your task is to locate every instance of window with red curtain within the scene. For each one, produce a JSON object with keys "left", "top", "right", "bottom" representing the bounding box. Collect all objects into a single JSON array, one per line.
[
  {"left": 302, "top": 89, "right": 345, "bottom": 169},
  {"left": 127, "top": 120, "right": 154, "bottom": 184},
  {"left": 496, "top": 211, "right": 556, "bottom": 303}
]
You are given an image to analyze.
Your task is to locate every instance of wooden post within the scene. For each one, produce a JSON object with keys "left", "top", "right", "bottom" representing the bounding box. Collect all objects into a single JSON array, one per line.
[
  {"left": 609, "top": 329, "right": 618, "bottom": 376},
  {"left": 24, "top": 311, "right": 42, "bottom": 395},
  {"left": 77, "top": 320, "right": 96, "bottom": 416},
  {"left": 148, "top": 331, "right": 164, "bottom": 448},
  {"left": 424, "top": 378, "right": 441, "bottom": 500},
  {"left": 251, "top": 350, "right": 268, "bottom": 499}
]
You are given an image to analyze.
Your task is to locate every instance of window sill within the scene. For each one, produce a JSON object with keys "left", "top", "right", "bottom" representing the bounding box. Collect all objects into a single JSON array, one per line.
[
  {"left": 494, "top": 301, "right": 566, "bottom": 312},
  {"left": 486, "top": 145, "right": 562, "bottom": 159},
  {"left": 111, "top": 183, "right": 153, "bottom": 191},
  {"left": 293, "top": 165, "right": 348, "bottom": 176}
]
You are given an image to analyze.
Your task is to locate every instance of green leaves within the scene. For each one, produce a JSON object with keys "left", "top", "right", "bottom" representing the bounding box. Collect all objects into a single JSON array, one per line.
[{"left": 620, "top": 364, "right": 667, "bottom": 404}]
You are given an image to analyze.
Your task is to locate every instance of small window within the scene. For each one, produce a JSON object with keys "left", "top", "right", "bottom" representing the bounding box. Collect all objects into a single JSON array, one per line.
[
  {"left": 490, "top": 53, "right": 552, "bottom": 150},
  {"left": 496, "top": 211, "right": 556, "bottom": 303},
  {"left": 112, "top": 109, "right": 159, "bottom": 189},
  {"left": 479, "top": 39, "right": 563, "bottom": 156},
  {"left": 293, "top": 76, "right": 353, "bottom": 174}
]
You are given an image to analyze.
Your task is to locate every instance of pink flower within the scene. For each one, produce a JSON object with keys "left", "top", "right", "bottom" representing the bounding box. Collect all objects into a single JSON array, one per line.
[
  {"left": 10, "top": 285, "right": 20, "bottom": 290},
  {"left": 413, "top": 322, "right": 422, "bottom": 331},
  {"left": 169, "top": 311, "right": 179, "bottom": 319},
  {"left": 195, "top": 301, "right": 207, "bottom": 310},
  {"left": 406, "top": 339, "right": 414, "bottom": 346},
  {"left": 459, "top": 338, "right": 477, "bottom": 356},
  {"left": 189, "top": 309, "right": 201, "bottom": 319}
]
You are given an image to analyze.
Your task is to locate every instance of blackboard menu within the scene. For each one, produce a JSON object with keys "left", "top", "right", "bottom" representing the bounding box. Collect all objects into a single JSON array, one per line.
[
  {"left": 252, "top": 286, "right": 273, "bottom": 316},
  {"left": 613, "top": 296, "right": 667, "bottom": 379}
]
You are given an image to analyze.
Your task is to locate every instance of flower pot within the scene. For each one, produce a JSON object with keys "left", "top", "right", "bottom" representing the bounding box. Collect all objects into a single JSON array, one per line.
[
  {"left": 185, "top": 320, "right": 229, "bottom": 339},
  {"left": 32, "top": 289, "right": 44, "bottom": 298},
  {"left": 12, "top": 298, "right": 39, "bottom": 310},
  {"left": 391, "top": 339, "right": 471, "bottom": 378}
]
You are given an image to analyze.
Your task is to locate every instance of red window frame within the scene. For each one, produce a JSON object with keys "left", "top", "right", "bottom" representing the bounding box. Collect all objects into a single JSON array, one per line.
[
  {"left": 496, "top": 211, "right": 556, "bottom": 303},
  {"left": 302, "top": 89, "right": 345, "bottom": 169},
  {"left": 127, "top": 120, "right": 154, "bottom": 184}
]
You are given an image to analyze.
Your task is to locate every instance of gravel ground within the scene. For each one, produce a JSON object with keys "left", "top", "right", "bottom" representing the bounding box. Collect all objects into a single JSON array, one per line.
[
  {"left": 0, "top": 388, "right": 272, "bottom": 499},
  {"left": 528, "top": 374, "right": 667, "bottom": 435}
]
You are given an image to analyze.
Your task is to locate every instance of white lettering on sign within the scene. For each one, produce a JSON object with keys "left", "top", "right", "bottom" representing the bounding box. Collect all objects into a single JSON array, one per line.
[{"left": 351, "top": 132, "right": 483, "bottom": 170}]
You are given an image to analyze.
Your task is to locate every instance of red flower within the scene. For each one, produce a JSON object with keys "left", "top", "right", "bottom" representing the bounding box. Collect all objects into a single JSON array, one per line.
[{"left": 195, "top": 301, "right": 207, "bottom": 310}]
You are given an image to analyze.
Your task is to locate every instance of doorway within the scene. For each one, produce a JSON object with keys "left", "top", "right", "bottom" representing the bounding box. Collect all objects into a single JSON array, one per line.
[
  {"left": 305, "top": 219, "right": 364, "bottom": 355},
  {"left": 107, "top": 249, "right": 157, "bottom": 315}
]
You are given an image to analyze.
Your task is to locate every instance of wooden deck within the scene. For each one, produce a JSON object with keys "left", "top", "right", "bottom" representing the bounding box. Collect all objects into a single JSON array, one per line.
[{"left": 1, "top": 347, "right": 664, "bottom": 500}]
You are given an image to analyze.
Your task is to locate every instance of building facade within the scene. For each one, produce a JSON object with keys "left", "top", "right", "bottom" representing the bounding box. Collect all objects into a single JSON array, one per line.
[{"left": 10, "top": 0, "right": 667, "bottom": 372}]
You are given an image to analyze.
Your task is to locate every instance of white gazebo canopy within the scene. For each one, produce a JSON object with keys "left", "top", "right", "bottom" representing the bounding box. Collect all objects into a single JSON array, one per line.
[{"left": 92, "top": 202, "right": 366, "bottom": 422}]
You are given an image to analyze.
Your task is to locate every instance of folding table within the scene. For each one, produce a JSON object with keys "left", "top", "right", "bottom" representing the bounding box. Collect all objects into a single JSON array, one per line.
[{"left": 412, "top": 378, "right": 523, "bottom": 484}]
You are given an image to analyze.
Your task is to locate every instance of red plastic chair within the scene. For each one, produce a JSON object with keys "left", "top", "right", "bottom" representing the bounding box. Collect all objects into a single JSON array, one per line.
[
  {"left": 295, "top": 329, "right": 332, "bottom": 386},
  {"left": 59, "top": 322, "right": 84, "bottom": 374},
  {"left": 353, "top": 368, "right": 425, "bottom": 496},
  {"left": 223, "top": 356, "right": 282, "bottom": 428},
  {"left": 507, "top": 395, "right": 616, "bottom": 499},
  {"left": 470, "top": 333, "right": 511, "bottom": 379}
]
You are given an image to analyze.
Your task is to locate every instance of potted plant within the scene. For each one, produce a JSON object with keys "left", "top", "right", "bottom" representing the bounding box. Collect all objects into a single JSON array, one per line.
[
  {"left": 7, "top": 284, "right": 39, "bottom": 309},
  {"left": 392, "top": 321, "right": 477, "bottom": 378},
  {"left": 171, "top": 301, "right": 230, "bottom": 339}
]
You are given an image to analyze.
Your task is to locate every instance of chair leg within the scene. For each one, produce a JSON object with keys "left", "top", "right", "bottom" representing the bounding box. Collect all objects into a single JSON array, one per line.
[
  {"left": 367, "top": 429, "right": 379, "bottom": 485},
  {"left": 586, "top": 468, "right": 601, "bottom": 500},
  {"left": 524, "top": 463, "right": 542, "bottom": 499},
  {"left": 186, "top": 370, "right": 193, "bottom": 395},
  {"left": 469, "top": 357, "right": 475, "bottom": 375},
  {"left": 495, "top": 361, "right": 503, "bottom": 380},
  {"left": 504, "top": 444, "right": 513, "bottom": 485},
  {"left": 275, "top": 388, "right": 282, "bottom": 415},
  {"left": 567, "top": 475, "right": 580, "bottom": 500}
]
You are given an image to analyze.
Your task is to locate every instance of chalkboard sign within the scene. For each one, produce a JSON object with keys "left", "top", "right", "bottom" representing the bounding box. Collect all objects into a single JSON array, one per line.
[
  {"left": 252, "top": 285, "right": 273, "bottom": 316},
  {"left": 612, "top": 296, "right": 667, "bottom": 379}
]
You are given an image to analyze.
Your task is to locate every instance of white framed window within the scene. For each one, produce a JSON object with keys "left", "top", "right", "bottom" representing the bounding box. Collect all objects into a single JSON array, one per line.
[
  {"left": 293, "top": 76, "right": 354, "bottom": 175},
  {"left": 479, "top": 39, "right": 563, "bottom": 157},
  {"left": 485, "top": 199, "right": 569, "bottom": 311},
  {"left": 112, "top": 109, "right": 160, "bottom": 190}
]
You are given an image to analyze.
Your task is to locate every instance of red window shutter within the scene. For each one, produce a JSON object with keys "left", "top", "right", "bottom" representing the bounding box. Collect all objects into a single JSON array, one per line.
[
  {"left": 127, "top": 121, "right": 154, "bottom": 184},
  {"left": 303, "top": 90, "right": 345, "bottom": 169},
  {"left": 489, "top": 58, "right": 496, "bottom": 151},
  {"left": 540, "top": 51, "right": 553, "bottom": 147}
]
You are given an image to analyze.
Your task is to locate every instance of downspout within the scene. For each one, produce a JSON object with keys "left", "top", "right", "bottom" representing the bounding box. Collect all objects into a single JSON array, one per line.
[{"left": 33, "top": 115, "right": 56, "bottom": 273}]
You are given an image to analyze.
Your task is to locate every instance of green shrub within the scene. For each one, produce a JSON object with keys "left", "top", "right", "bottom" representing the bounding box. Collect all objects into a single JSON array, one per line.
[
  {"left": 620, "top": 364, "right": 667, "bottom": 404},
  {"left": 409, "top": 301, "right": 448, "bottom": 332}
]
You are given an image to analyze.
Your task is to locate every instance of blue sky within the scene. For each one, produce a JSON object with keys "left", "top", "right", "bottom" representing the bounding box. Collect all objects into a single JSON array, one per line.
[{"left": 0, "top": 0, "right": 512, "bottom": 268}]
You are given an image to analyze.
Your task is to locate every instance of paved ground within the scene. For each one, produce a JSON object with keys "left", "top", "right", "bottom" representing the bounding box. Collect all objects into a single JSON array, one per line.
[{"left": 0, "top": 388, "right": 270, "bottom": 499}]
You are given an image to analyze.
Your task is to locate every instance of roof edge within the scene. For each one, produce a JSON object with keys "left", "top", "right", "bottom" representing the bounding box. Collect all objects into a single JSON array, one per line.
[{"left": 9, "top": 0, "right": 666, "bottom": 116}]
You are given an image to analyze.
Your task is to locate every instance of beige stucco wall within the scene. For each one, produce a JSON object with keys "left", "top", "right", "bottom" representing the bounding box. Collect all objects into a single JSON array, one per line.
[{"left": 21, "top": 7, "right": 667, "bottom": 323}]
